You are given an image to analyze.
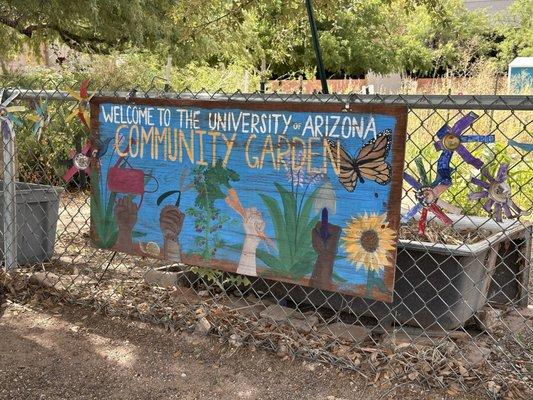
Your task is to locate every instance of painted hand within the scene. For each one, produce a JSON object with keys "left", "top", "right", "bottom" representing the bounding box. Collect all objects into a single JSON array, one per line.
[
  {"left": 310, "top": 222, "right": 341, "bottom": 288},
  {"left": 312, "top": 223, "right": 341, "bottom": 255},
  {"left": 159, "top": 205, "right": 185, "bottom": 240},
  {"left": 242, "top": 208, "right": 266, "bottom": 248},
  {"left": 159, "top": 205, "right": 185, "bottom": 261},
  {"left": 115, "top": 197, "right": 138, "bottom": 232},
  {"left": 114, "top": 197, "right": 138, "bottom": 253}
]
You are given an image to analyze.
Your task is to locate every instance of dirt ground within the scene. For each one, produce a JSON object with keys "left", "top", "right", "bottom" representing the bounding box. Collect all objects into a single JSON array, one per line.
[{"left": 0, "top": 300, "right": 479, "bottom": 400}]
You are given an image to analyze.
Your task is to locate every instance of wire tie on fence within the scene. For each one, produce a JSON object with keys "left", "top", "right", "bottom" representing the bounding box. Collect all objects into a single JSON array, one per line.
[
  {"left": 342, "top": 101, "right": 350, "bottom": 112},
  {"left": 126, "top": 88, "right": 138, "bottom": 102}
]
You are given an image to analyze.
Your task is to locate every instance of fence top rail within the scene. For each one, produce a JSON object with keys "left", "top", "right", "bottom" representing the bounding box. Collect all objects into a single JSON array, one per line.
[{"left": 2, "top": 88, "right": 532, "bottom": 110}]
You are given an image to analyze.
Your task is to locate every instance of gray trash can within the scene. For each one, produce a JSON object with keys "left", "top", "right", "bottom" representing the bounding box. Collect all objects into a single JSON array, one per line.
[{"left": 1, "top": 181, "right": 63, "bottom": 265}]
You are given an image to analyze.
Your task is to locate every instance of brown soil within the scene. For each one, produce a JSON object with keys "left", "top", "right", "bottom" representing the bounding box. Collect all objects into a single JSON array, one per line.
[
  {"left": 0, "top": 300, "right": 478, "bottom": 400},
  {"left": 399, "top": 220, "right": 494, "bottom": 244}
]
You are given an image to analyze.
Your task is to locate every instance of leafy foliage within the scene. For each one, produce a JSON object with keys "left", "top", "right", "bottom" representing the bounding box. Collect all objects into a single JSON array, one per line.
[
  {"left": 0, "top": 0, "right": 522, "bottom": 78},
  {"left": 256, "top": 183, "right": 319, "bottom": 279},
  {"left": 190, "top": 266, "right": 251, "bottom": 291},
  {"left": 90, "top": 168, "right": 118, "bottom": 249},
  {"left": 186, "top": 159, "right": 239, "bottom": 260}
]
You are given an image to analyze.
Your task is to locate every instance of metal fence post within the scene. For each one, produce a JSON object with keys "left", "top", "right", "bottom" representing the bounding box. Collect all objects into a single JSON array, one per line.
[{"left": 2, "top": 109, "right": 17, "bottom": 272}]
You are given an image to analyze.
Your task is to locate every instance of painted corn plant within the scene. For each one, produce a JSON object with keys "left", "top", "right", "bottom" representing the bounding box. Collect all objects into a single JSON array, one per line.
[
  {"left": 91, "top": 158, "right": 121, "bottom": 249},
  {"left": 187, "top": 159, "right": 239, "bottom": 260}
]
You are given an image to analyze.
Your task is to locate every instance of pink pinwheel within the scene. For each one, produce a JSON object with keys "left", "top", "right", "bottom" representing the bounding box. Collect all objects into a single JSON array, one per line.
[
  {"left": 402, "top": 158, "right": 460, "bottom": 235},
  {"left": 468, "top": 164, "right": 525, "bottom": 222},
  {"left": 435, "top": 112, "right": 495, "bottom": 171},
  {"left": 63, "top": 140, "right": 93, "bottom": 182}
]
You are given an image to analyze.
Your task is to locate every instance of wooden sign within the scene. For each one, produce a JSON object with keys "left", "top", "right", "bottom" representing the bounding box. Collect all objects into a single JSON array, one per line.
[{"left": 90, "top": 97, "right": 407, "bottom": 302}]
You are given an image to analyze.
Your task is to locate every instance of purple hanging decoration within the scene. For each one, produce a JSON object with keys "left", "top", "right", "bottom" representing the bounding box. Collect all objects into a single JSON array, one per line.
[
  {"left": 468, "top": 163, "right": 525, "bottom": 222},
  {"left": 435, "top": 112, "right": 495, "bottom": 171}
]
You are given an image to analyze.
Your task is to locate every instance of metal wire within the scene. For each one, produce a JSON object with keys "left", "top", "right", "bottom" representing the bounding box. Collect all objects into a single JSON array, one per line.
[{"left": 1, "top": 81, "right": 532, "bottom": 399}]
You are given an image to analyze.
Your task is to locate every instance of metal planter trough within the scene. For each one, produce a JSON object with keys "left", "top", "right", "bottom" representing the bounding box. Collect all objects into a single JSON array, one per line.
[
  {"left": 0, "top": 181, "right": 63, "bottom": 265},
  {"left": 390, "top": 216, "right": 531, "bottom": 329},
  {"left": 260, "top": 215, "right": 531, "bottom": 331}
]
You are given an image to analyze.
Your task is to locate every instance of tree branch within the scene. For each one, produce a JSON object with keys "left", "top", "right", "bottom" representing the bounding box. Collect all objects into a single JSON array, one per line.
[{"left": 0, "top": 12, "right": 127, "bottom": 54}]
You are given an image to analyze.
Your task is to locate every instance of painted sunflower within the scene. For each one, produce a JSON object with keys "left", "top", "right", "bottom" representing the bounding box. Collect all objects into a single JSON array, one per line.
[{"left": 342, "top": 213, "right": 396, "bottom": 272}]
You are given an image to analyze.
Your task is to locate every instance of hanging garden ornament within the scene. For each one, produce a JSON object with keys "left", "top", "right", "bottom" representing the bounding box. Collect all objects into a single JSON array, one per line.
[
  {"left": 435, "top": 111, "right": 495, "bottom": 171},
  {"left": 27, "top": 99, "right": 51, "bottom": 140},
  {"left": 66, "top": 80, "right": 93, "bottom": 129},
  {"left": 402, "top": 158, "right": 459, "bottom": 235},
  {"left": 63, "top": 140, "right": 94, "bottom": 182},
  {"left": 0, "top": 89, "right": 26, "bottom": 140},
  {"left": 468, "top": 164, "right": 526, "bottom": 222}
]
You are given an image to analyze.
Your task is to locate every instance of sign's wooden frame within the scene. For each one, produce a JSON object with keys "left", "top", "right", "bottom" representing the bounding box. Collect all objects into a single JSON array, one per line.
[{"left": 90, "top": 97, "right": 407, "bottom": 302}]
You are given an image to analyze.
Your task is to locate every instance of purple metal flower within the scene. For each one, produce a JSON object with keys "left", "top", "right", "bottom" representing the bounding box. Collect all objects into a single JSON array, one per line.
[
  {"left": 435, "top": 112, "right": 495, "bottom": 171},
  {"left": 468, "top": 164, "right": 524, "bottom": 222}
]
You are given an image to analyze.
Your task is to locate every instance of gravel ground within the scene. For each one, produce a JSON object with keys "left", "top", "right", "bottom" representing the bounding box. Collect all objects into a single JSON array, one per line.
[{"left": 0, "top": 301, "right": 478, "bottom": 400}]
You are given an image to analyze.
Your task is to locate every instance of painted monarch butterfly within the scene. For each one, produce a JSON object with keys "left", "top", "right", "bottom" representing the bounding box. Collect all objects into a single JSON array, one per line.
[{"left": 327, "top": 130, "right": 392, "bottom": 192}]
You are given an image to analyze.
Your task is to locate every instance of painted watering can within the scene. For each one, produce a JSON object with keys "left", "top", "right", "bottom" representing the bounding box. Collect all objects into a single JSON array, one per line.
[{"left": 107, "top": 165, "right": 159, "bottom": 207}]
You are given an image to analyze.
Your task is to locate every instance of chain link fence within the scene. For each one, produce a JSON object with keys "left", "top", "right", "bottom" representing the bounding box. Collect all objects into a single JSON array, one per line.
[{"left": 1, "top": 80, "right": 532, "bottom": 399}]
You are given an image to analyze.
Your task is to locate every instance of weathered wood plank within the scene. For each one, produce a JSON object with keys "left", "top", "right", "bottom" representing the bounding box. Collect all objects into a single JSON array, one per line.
[{"left": 90, "top": 97, "right": 407, "bottom": 302}]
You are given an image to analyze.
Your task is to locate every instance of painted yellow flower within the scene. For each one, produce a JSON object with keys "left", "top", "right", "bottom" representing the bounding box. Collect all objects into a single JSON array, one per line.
[{"left": 342, "top": 213, "right": 396, "bottom": 272}]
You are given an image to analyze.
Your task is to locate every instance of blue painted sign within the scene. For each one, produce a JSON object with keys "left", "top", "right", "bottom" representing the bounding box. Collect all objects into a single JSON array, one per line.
[{"left": 90, "top": 98, "right": 407, "bottom": 302}]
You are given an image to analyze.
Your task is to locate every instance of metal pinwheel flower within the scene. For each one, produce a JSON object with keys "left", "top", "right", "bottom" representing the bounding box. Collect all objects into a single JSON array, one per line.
[
  {"left": 27, "top": 99, "right": 51, "bottom": 140},
  {"left": 0, "top": 89, "right": 26, "bottom": 140},
  {"left": 66, "top": 80, "right": 93, "bottom": 129},
  {"left": 435, "top": 111, "right": 495, "bottom": 171},
  {"left": 63, "top": 140, "right": 94, "bottom": 183},
  {"left": 402, "top": 158, "right": 460, "bottom": 235},
  {"left": 468, "top": 164, "right": 525, "bottom": 222}
]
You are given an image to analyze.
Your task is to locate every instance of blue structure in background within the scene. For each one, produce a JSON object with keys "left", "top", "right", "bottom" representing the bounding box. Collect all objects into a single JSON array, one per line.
[{"left": 508, "top": 57, "right": 533, "bottom": 93}]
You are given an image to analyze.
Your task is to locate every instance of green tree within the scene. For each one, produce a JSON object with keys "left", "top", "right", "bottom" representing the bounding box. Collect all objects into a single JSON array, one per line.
[
  {"left": 497, "top": 0, "right": 533, "bottom": 66},
  {"left": 396, "top": 0, "right": 493, "bottom": 76},
  {"left": 0, "top": 0, "right": 250, "bottom": 65}
]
